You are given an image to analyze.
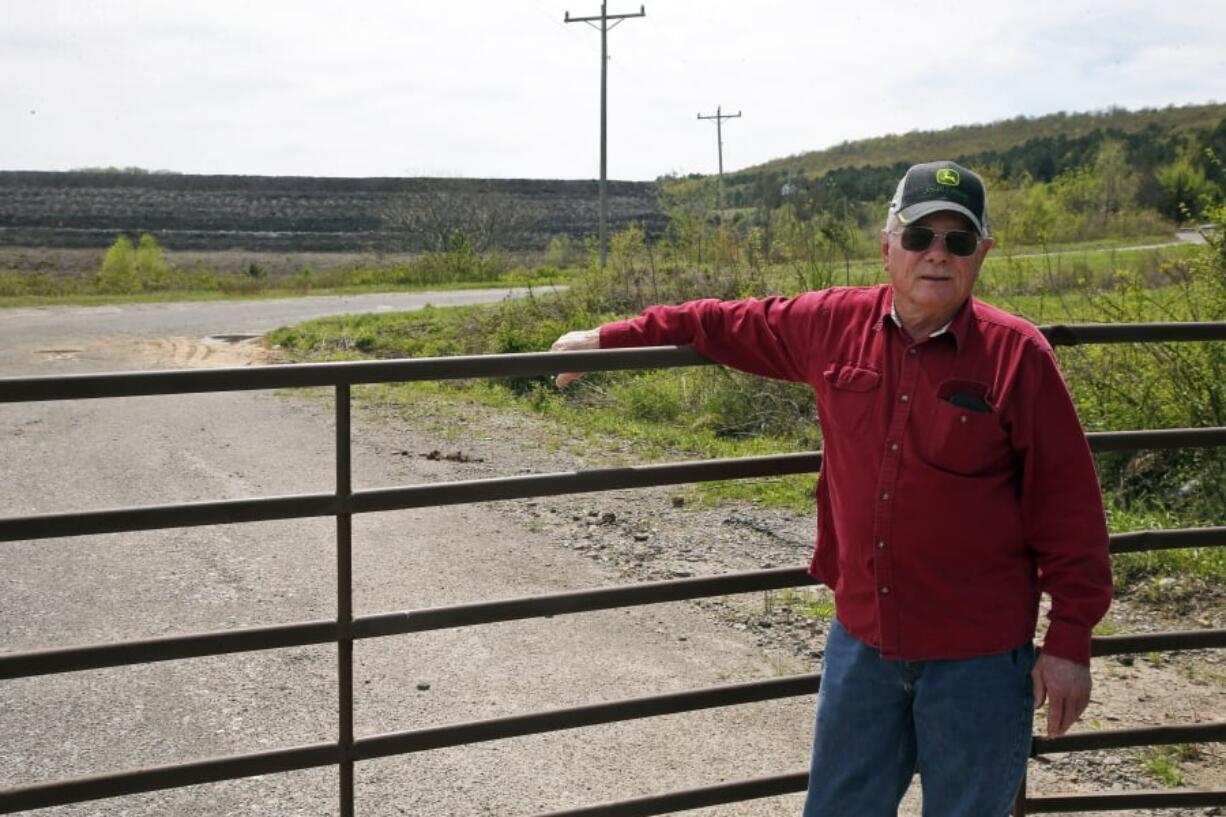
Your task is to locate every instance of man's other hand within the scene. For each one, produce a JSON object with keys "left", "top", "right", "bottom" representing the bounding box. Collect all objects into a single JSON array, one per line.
[
  {"left": 550, "top": 329, "right": 601, "bottom": 387},
  {"left": 1031, "top": 652, "right": 1092, "bottom": 736}
]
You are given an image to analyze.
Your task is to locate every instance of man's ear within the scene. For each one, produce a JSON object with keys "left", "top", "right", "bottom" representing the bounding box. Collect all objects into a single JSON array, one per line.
[
  {"left": 880, "top": 229, "right": 891, "bottom": 267},
  {"left": 979, "top": 236, "right": 995, "bottom": 261}
]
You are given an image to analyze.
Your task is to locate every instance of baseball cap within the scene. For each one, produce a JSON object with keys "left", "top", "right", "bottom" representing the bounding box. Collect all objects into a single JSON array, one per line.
[{"left": 889, "top": 160, "right": 989, "bottom": 237}]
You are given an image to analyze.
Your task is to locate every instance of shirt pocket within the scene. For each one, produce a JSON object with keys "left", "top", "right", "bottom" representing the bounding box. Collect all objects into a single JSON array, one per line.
[
  {"left": 923, "top": 379, "right": 1010, "bottom": 475},
  {"left": 820, "top": 363, "right": 881, "bottom": 435}
]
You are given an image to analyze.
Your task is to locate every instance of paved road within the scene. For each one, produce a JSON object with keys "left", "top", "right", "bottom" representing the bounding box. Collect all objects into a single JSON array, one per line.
[
  {"left": 0, "top": 291, "right": 818, "bottom": 817},
  {"left": 0, "top": 289, "right": 550, "bottom": 376}
]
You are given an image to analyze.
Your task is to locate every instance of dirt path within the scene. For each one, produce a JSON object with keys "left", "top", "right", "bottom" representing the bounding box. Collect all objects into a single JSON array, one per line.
[{"left": 2, "top": 333, "right": 1222, "bottom": 817}]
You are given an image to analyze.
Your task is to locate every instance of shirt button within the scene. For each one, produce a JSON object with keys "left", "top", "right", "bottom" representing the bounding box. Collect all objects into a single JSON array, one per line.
[
  {"left": 889, "top": 442, "right": 899, "bottom": 452},
  {"left": 877, "top": 540, "right": 887, "bottom": 549},
  {"left": 908, "top": 348, "right": 918, "bottom": 356},
  {"left": 960, "top": 415, "right": 968, "bottom": 423},
  {"left": 900, "top": 394, "right": 910, "bottom": 402},
  {"left": 881, "top": 491, "right": 891, "bottom": 500},
  {"left": 880, "top": 586, "right": 890, "bottom": 595}
]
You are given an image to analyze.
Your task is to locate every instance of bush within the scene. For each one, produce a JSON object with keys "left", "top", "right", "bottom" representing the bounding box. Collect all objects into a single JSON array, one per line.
[
  {"left": 95, "top": 235, "right": 138, "bottom": 293},
  {"left": 1057, "top": 205, "right": 1226, "bottom": 525},
  {"left": 136, "top": 233, "right": 171, "bottom": 288}
]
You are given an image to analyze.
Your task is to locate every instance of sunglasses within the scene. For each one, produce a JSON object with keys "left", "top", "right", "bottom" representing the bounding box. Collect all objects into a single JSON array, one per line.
[{"left": 896, "top": 225, "right": 982, "bottom": 257}]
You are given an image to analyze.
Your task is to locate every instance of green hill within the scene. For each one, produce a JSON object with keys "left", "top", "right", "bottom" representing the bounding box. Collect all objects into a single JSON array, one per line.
[
  {"left": 746, "top": 103, "right": 1226, "bottom": 180},
  {"left": 664, "top": 102, "right": 1226, "bottom": 221}
]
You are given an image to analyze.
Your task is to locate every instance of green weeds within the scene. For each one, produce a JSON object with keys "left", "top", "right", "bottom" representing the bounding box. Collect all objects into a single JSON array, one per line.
[
  {"left": 0, "top": 234, "right": 571, "bottom": 306},
  {"left": 1139, "top": 743, "right": 1201, "bottom": 787},
  {"left": 272, "top": 210, "right": 1226, "bottom": 591}
]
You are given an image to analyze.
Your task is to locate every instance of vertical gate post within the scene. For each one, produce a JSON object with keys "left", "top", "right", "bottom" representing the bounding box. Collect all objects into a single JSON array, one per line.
[{"left": 336, "top": 385, "right": 355, "bottom": 817}]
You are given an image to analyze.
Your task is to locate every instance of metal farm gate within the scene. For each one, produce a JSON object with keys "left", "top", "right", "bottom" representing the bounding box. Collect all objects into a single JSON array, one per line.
[{"left": 1, "top": 322, "right": 1226, "bottom": 815}]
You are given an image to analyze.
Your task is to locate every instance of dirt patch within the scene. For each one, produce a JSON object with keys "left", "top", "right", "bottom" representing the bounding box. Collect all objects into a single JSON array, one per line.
[{"left": 126, "top": 335, "right": 281, "bottom": 369}]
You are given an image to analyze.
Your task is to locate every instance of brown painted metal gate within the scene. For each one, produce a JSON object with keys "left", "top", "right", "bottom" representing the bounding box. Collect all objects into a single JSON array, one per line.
[{"left": 2, "top": 322, "right": 1226, "bottom": 815}]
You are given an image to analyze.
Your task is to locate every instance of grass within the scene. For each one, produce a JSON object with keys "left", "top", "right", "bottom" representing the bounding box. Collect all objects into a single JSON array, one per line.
[
  {"left": 1, "top": 231, "right": 1191, "bottom": 310},
  {"left": 765, "top": 587, "right": 837, "bottom": 619},
  {"left": 267, "top": 228, "right": 1226, "bottom": 591},
  {"left": 0, "top": 234, "right": 579, "bottom": 308},
  {"left": 351, "top": 376, "right": 820, "bottom": 512},
  {"left": 1139, "top": 743, "right": 1202, "bottom": 787},
  {"left": 0, "top": 272, "right": 570, "bottom": 309}
]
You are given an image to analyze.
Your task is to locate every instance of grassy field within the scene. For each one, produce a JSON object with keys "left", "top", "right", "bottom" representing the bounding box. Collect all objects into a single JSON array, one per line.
[
  {"left": 268, "top": 234, "right": 1226, "bottom": 591},
  {"left": 0, "top": 238, "right": 576, "bottom": 307}
]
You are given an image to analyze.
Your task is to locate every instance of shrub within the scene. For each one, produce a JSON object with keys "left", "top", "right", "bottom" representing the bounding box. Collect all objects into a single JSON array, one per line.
[
  {"left": 95, "top": 235, "right": 138, "bottom": 293},
  {"left": 135, "top": 233, "right": 171, "bottom": 289}
]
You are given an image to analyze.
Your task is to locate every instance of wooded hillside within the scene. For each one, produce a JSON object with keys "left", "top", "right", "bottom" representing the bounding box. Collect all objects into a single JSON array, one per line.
[{"left": 668, "top": 103, "right": 1226, "bottom": 224}]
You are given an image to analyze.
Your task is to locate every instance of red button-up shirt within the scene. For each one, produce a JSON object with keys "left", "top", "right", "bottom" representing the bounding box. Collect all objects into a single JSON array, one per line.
[{"left": 600, "top": 284, "right": 1112, "bottom": 665}]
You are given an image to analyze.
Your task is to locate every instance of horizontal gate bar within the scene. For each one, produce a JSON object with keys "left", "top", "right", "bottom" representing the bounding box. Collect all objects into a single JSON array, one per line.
[
  {"left": 0, "top": 620, "right": 338, "bottom": 679},
  {"left": 0, "top": 676, "right": 819, "bottom": 814},
  {"left": 0, "top": 453, "right": 820, "bottom": 542},
  {"left": 1109, "top": 526, "right": 1226, "bottom": 553},
  {"left": 0, "top": 491, "right": 338, "bottom": 541},
  {"left": 352, "top": 567, "right": 814, "bottom": 640},
  {"left": 0, "top": 567, "right": 814, "bottom": 679},
  {"left": 1091, "top": 629, "right": 1226, "bottom": 657},
  {"left": 1087, "top": 426, "right": 1226, "bottom": 452},
  {"left": 6, "top": 427, "right": 1226, "bottom": 543},
  {"left": 6, "top": 552, "right": 1224, "bottom": 680},
  {"left": 526, "top": 771, "right": 809, "bottom": 817},
  {"left": 0, "top": 347, "right": 714, "bottom": 402},
  {"left": 354, "top": 673, "right": 821, "bottom": 761},
  {"left": 1025, "top": 788, "right": 1226, "bottom": 813},
  {"left": 348, "top": 452, "right": 819, "bottom": 513},
  {"left": 1041, "top": 321, "right": 1226, "bottom": 346},
  {"left": 6, "top": 715, "right": 1222, "bottom": 815},
  {"left": 3, "top": 322, "right": 1225, "bottom": 404},
  {"left": 1033, "top": 720, "right": 1226, "bottom": 755},
  {"left": 0, "top": 742, "right": 339, "bottom": 815}
]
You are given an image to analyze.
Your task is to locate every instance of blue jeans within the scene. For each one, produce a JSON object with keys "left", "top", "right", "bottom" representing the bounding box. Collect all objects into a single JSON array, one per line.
[{"left": 802, "top": 619, "right": 1034, "bottom": 817}]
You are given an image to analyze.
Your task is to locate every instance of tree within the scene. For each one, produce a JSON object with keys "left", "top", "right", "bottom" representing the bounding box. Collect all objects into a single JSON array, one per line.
[
  {"left": 96, "top": 235, "right": 138, "bottom": 293},
  {"left": 135, "top": 233, "right": 170, "bottom": 289},
  {"left": 380, "top": 183, "right": 540, "bottom": 253},
  {"left": 1093, "top": 139, "right": 1139, "bottom": 217},
  {"left": 1156, "top": 158, "right": 1220, "bottom": 222}
]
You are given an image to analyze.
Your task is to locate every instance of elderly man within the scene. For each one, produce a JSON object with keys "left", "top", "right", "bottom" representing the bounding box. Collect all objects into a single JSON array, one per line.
[{"left": 551, "top": 160, "right": 1113, "bottom": 816}]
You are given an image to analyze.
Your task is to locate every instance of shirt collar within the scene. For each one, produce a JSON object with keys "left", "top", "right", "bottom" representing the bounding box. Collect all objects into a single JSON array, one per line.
[{"left": 880, "top": 286, "right": 974, "bottom": 348}]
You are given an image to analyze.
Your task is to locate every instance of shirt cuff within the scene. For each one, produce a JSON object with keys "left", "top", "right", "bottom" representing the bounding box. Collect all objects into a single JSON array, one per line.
[
  {"left": 1042, "top": 619, "right": 1093, "bottom": 666},
  {"left": 599, "top": 322, "right": 634, "bottom": 349}
]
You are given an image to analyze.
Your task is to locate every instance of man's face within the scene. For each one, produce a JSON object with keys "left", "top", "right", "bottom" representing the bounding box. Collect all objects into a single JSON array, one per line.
[{"left": 881, "top": 211, "right": 993, "bottom": 321}]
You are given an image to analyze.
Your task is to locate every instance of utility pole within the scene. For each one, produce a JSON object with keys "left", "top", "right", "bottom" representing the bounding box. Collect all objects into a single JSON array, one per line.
[
  {"left": 697, "top": 105, "right": 741, "bottom": 211},
  {"left": 565, "top": 2, "right": 645, "bottom": 269}
]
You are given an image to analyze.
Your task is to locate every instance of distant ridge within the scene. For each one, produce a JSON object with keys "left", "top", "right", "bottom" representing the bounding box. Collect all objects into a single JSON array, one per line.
[
  {"left": 0, "top": 172, "right": 664, "bottom": 251},
  {"left": 668, "top": 102, "right": 1226, "bottom": 213},
  {"left": 741, "top": 102, "right": 1226, "bottom": 180}
]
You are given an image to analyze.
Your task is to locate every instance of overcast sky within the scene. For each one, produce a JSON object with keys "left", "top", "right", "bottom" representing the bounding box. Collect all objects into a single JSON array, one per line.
[{"left": 3, "top": 1, "right": 1224, "bottom": 181}]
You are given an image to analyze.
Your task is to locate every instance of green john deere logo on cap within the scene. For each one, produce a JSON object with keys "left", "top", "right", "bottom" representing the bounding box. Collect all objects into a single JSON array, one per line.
[{"left": 936, "top": 168, "right": 960, "bottom": 186}]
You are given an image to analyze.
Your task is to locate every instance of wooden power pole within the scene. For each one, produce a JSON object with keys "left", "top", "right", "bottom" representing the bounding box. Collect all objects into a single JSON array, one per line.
[
  {"left": 697, "top": 105, "right": 741, "bottom": 211},
  {"left": 565, "top": 2, "right": 646, "bottom": 268}
]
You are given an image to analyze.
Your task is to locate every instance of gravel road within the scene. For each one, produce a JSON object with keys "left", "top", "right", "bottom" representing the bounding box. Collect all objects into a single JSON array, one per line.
[{"left": 0, "top": 293, "right": 817, "bottom": 817}]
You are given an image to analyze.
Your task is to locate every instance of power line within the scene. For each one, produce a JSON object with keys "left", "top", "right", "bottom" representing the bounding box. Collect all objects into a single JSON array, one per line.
[
  {"left": 564, "top": 2, "right": 646, "bottom": 269},
  {"left": 697, "top": 105, "right": 741, "bottom": 212}
]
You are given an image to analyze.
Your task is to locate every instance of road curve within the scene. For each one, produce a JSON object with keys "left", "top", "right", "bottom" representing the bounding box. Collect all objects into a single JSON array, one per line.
[{"left": 0, "top": 288, "right": 547, "bottom": 376}]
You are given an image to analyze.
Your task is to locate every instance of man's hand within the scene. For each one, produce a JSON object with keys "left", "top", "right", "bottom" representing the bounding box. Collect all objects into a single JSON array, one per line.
[
  {"left": 1031, "top": 652, "right": 1092, "bottom": 736},
  {"left": 550, "top": 329, "right": 601, "bottom": 388}
]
